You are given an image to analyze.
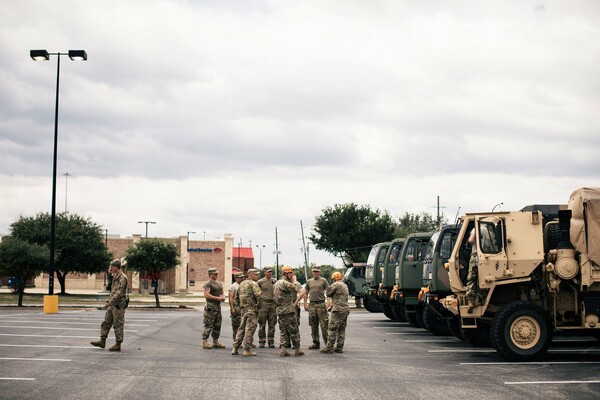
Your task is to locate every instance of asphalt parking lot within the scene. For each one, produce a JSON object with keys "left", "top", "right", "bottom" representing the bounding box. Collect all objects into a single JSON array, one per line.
[{"left": 0, "top": 307, "right": 599, "bottom": 400}]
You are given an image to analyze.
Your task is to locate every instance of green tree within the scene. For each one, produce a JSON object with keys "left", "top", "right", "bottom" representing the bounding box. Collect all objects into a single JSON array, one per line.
[
  {"left": 395, "top": 212, "right": 446, "bottom": 238},
  {"left": 125, "top": 239, "right": 179, "bottom": 307},
  {"left": 310, "top": 203, "right": 397, "bottom": 267},
  {"left": 0, "top": 237, "right": 49, "bottom": 306},
  {"left": 9, "top": 212, "right": 111, "bottom": 294}
]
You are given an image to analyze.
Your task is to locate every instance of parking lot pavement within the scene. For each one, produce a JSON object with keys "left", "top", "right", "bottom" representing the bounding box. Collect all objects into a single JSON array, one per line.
[{"left": 0, "top": 308, "right": 599, "bottom": 400}]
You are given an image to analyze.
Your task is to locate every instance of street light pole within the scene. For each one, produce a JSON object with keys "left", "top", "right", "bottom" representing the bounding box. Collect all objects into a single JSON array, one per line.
[
  {"left": 31, "top": 49, "right": 87, "bottom": 296},
  {"left": 186, "top": 231, "right": 196, "bottom": 290},
  {"left": 62, "top": 172, "right": 71, "bottom": 213},
  {"left": 138, "top": 221, "right": 156, "bottom": 238}
]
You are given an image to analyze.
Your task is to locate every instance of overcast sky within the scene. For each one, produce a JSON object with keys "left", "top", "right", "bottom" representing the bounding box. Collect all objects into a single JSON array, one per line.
[{"left": 1, "top": 0, "right": 599, "bottom": 268}]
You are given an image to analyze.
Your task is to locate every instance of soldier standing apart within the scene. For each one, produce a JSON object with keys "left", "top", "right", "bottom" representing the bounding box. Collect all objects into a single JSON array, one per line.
[
  {"left": 303, "top": 266, "right": 330, "bottom": 349},
  {"left": 257, "top": 267, "right": 278, "bottom": 348},
  {"left": 274, "top": 266, "right": 305, "bottom": 357},
  {"left": 202, "top": 268, "right": 226, "bottom": 349},
  {"left": 229, "top": 272, "right": 245, "bottom": 342},
  {"left": 91, "top": 259, "right": 128, "bottom": 352},
  {"left": 321, "top": 271, "right": 349, "bottom": 354},
  {"left": 232, "top": 269, "right": 262, "bottom": 357}
]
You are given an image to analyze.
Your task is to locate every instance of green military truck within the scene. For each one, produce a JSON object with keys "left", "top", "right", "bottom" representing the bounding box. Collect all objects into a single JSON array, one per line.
[
  {"left": 392, "top": 232, "right": 432, "bottom": 327},
  {"left": 377, "top": 238, "right": 405, "bottom": 321},
  {"left": 418, "top": 224, "right": 459, "bottom": 336},
  {"left": 442, "top": 188, "right": 600, "bottom": 361},
  {"left": 363, "top": 242, "right": 390, "bottom": 313},
  {"left": 343, "top": 263, "right": 367, "bottom": 308}
]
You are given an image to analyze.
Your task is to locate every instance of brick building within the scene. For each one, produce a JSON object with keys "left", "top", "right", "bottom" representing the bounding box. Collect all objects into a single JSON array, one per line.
[{"left": 33, "top": 233, "right": 256, "bottom": 294}]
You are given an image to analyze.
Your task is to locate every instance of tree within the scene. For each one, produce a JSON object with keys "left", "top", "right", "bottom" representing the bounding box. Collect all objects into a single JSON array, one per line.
[
  {"left": 0, "top": 237, "right": 49, "bottom": 306},
  {"left": 125, "top": 239, "right": 179, "bottom": 307},
  {"left": 395, "top": 212, "right": 446, "bottom": 238},
  {"left": 310, "top": 203, "right": 397, "bottom": 266},
  {"left": 9, "top": 212, "right": 111, "bottom": 294}
]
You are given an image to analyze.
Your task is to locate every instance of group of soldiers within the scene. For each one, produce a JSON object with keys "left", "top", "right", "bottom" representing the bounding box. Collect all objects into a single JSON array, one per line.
[{"left": 202, "top": 265, "right": 350, "bottom": 357}]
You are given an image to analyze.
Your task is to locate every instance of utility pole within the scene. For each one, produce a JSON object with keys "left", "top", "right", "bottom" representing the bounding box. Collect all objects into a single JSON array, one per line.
[
  {"left": 274, "top": 227, "right": 280, "bottom": 280},
  {"left": 62, "top": 172, "right": 71, "bottom": 213},
  {"left": 300, "top": 220, "right": 310, "bottom": 279}
]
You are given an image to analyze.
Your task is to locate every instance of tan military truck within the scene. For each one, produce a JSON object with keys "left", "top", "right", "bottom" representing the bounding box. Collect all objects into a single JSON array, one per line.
[{"left": 441, "top": 188, "right": 600, "bottom": 361}]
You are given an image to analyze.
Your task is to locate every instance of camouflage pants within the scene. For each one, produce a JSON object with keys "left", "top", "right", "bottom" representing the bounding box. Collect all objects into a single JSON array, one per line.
[
  {"left": 278, "top": 312, "right": 300, "bottom": 349},
  {"left": 202, "top": 302, "right": 222, "bottom": 340},
  {"left": 233, "top": 310, "right": 258, "bottom": 351},
  {"left": 258, "top": 301, "right": 277, "bottom": 345},
  {"left": 466, "top": 253, "right": 481, "bottom": 301},
  {"left": 308, "top": 302, "right": 328, "bottom": 345},
  {"left": 100, "top": 306, "right": 125, "bottom": 342},
  {"left": 231, "top": 307, "right": 241, "bottom": 341},
  {"left": 325, "top": 311, "right": 349, "bottom": 350}
]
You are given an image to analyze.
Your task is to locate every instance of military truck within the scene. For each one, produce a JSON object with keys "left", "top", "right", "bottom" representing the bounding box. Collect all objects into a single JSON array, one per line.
[
  {"left": 392, "top": 232, "right": 432, "bottom": 327},
  {"left": 441, "top": 188, "right": 600, "bottom": 361},
  {"left": 376, "top": 238, "right": 405, "bottom": 321},
  {"left": 418, "top": 225, "right": 459, "bottom": 336},
  {"left": 363, "top": 242, "right": 390, "bottom": 313},
  {"left": 343, "top": 263, "right": 367, "bottom": 308}
]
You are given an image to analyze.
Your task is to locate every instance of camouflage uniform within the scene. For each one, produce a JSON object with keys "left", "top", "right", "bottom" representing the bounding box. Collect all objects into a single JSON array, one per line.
[
  {"left": 202, "top": 280, "right": 224, "bottom": 340},
  {"left": 229, "top": 280, "right": 242, "bottom": 341},
  {"left": 274, "top": 277, "right": 302, "bottom": 349},
  {"left": 100, "top": 271, "right": 128, "bottom": 343},
  {"left": 257, "top": 274, "right": 278, "bottom": 347},
  {"left": 466, "top": 228, "right": 482, "bottom": 306},
  {"left": 305, "top": 276, "right": 329, "bottom": 347},
  {"left": 325, "top": 280, "right": 349, "bottom": 352},
  {"left": 233, "top": 279, "right": 262, "bottom": 351}
]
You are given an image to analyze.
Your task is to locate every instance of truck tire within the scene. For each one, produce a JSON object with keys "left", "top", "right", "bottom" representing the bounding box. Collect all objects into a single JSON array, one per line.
[
  {"left": 393, "top": 304, "right": 408, "bottom": 322},
  {"left": 406, "top": 310, "right": 422, "bottom": 328},
  {"left": 490, "top": 301, "right": 552, "bottom": 361},
  {"left": 422, "top": 306, "right": 450, "bottom": 336},
  {"left": 463, "top": 324, "right": 490, "bottom": 347},
  {"left": 447, "top": 315, "right": 467, "bottom": 341},
  {"left": 383, "top": 304, "right": 396, "bottom": 321},
  {"left": 363, "top": 295, "right": 384, "bottom": 313}
]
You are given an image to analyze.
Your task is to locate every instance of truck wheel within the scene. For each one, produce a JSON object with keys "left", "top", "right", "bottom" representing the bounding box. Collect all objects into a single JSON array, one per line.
[
  {"left": 407, "top": 310, "right": 422, "bottom": 328},
  {"left": 448, "top": 315, "right": 467, "bottom": 341},
  {"left": 383, "top": 304, "right": 396, "bottom": 321},
  {"left": 393, "top": 304, "right": 408, "bottom": 322},
  {"left": 363, "top": 295, "right": 384, "bottom": 313},
  {"left": 463, "top": 326, "right": 490, "bottom": 347},
  {"left": 422, "top": 306, "right": 450, "bottom": 336},
  {"left": 490, "top": 301, "right": 552, "bottom": 361}
]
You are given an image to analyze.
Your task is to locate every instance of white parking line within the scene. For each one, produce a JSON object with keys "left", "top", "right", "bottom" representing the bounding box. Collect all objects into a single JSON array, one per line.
[
  {"left": 405, "top": 339, "right": 461, "bottom": 343},
  {"left": 385, "top": 332, "right": 431, "bottom": 335},
  {"left": 372, "top": 326, "right": 408, "bottom": 329},
  {"left": 0, "top": 333, "right": 103, "bottom": 339},
  {"left": 0, "top": 326, "right": 138, "bottom": 332},
  {"left": 0, "top": 320, "right": 149, "bottom": 327},
  {"left": 505, "top": 380, "right": 600, "bottom": 385},
  {"left": 0, "top": 377, "right": 35, "bottom": 381},
  {"left": 0, "top": 357, "right": 71, "bottom": 362},
  {"left": 428, "top": 349, "right": 496, "bottom": 353},
  {"left": 0, "top": 344, "right": 99, "bottom": 349}
]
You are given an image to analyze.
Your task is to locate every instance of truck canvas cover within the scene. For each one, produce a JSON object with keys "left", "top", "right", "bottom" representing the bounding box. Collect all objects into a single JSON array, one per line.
[{"left": 568, "top": 187, "right": 600, "bottom": 267}]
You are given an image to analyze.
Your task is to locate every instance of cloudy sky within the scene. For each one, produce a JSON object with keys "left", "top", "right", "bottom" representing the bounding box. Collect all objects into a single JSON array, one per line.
[{"left": 1, "top": 0, "right": 599, "bottom": 268}]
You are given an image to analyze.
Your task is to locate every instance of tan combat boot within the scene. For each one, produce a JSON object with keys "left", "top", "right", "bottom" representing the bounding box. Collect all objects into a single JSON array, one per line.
[
  {"left": 467, "top": 298, "right": 474, "bottom": 314},
  {"left": 294, "top": 348, "right": 305, "bottom": 356},
  {"left": 108, "top": 342, "right": 121, "bottom": 352},
  {"left": 334, "top": 348, "right": 343, "bottom": 353},
  {"left": 90, "top": 338, "right": 106, "bottom": 349},
  {"left": 308, "top": 343, "right": 320, "bottom": 349},
  {"left": 320, "top": 347, "right": 333, "bottom": 354},
  {"left": 243, "top": 349, "right": 257, "bottom": 357},
  {"left": 231, "top": 346, "right": 239, "bottom": 355},
  {"left": 202, "top": 339, "right": 213, "bottom": 349},
  {"left": 212, "top": 339, "right": 225, "bottom": 349},
  {"left": 279, "top": 347, "right": 290, "bottom": 357}
]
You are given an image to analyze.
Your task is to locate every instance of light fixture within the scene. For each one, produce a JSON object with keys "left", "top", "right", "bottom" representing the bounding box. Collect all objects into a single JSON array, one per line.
[{"left": 30, "top": 49, "right": 49, "bottom": 61}]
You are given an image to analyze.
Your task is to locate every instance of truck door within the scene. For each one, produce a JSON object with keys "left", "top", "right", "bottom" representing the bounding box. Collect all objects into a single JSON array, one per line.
[{"left": 477, "top": 216, "right": 508, "bottom": 288}]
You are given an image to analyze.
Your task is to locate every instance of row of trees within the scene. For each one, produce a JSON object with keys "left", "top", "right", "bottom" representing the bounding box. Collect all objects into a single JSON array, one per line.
[
  {"left": 0, "top": 212, "right": 178, "bottom": 307},
  {"left": 310, "top": 203, "right": 446, "bottom": 266}
]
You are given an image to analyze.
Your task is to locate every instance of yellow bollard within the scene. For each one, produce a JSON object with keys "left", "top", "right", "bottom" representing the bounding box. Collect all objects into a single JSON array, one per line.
[{"left": 43, "top": 295, "right": 59, "bottom": 314}]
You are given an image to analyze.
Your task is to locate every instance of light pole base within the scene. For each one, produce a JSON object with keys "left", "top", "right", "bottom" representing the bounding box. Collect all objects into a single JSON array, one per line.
[{"left": 43, "top": 295, "right": 59, "bottom": 314}]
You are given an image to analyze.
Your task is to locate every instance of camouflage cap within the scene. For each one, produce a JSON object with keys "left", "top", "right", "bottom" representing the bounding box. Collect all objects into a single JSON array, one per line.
[
  {"left": 311, "top": 266, "right": 321, "bottom": 272},
  {"left": 247, "top": 269, "right": 259, "bottom": 275},
  {"left": 234, "top": 272, "right": 245, "bottom": 279},
  {"left": 208, "top": 268, "right": 218, "bottom": 275},
  {"left": 263, "top": 267, "right": 272, "bottom": 273},
  {"left": 110, "top": 259, "right": 121, "bottom": 268}
]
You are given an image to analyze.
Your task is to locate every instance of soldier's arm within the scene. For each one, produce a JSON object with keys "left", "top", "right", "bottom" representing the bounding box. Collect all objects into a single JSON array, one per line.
[
  {"left": 303, "top": 281, "right": 309, "bottom": 310},
  {"left": 107, "top": 276, "right": 126, "bottom": 307},
  {"left": 252, "top": 284, "right": 263, "bottom": 306},
  {"left": 229, "top": 287, "right": 235, "bottom": 314}
]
